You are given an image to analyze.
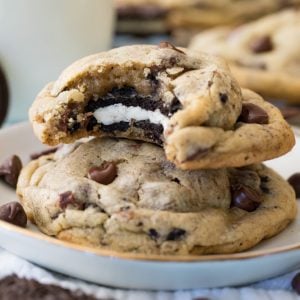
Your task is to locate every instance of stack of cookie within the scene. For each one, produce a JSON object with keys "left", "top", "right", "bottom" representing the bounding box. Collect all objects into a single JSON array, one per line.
[{"left": 17, "top": 43, "right": 297, "bottom": 255}]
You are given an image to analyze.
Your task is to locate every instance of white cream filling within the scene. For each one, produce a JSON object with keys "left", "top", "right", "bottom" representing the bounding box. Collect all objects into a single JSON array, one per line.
[{"left": 93, "top": 104, "right": 169, "bottom": 129}]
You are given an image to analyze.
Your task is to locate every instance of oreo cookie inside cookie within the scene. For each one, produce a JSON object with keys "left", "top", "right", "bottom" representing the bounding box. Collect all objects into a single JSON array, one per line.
[
  {"left": 67, "top": 86, "right": 182, "bottom": 145},
  {"left": 0, "top": 65, "right": 9, "bottom": 126}
]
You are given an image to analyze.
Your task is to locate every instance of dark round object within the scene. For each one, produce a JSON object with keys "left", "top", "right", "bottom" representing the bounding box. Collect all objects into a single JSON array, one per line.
[
  {"left": 0, "top": 202, "right": 27, "bottom": 228},
  {"left": 291, "top": 272, "right": 300, "bottom": 294},
  {"left": 0, "top": 64, "right": 9, "bottom": 126},
  {"left": 288, "top": 173, "right": 300, "bottom": 199}
]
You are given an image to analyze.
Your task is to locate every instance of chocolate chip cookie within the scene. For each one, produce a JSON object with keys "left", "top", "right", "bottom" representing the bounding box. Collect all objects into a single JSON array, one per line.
[
  {"left": 189, "top": 9, "right": 300, "bottom": 103},
  {"left": 167, "top": 0, "right": 300, "bottom": 32},
  {"left": 29, "top": 44, "right": 295, "bottom": 169},
  {"left": 17, "top": 138, "right": 297, "bottom": 255},
  {"left": 116, "top": 0, "right": 169, "bottom": 34},
  {"left": 116, "top": 0, "right": 300, "bottom": 35}
]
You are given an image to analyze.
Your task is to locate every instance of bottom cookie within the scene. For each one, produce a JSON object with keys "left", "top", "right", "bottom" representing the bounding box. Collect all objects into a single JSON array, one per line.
[{"left": 17, "top": 138, "right": 297, "bottom": 255}]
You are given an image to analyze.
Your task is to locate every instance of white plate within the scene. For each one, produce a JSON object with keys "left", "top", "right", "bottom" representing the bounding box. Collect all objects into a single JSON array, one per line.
[{"left": 0, "top": 122, "right": 299, "bottom": 290}]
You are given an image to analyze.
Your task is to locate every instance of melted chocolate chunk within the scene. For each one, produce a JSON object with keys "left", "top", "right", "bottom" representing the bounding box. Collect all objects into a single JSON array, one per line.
[
  {"left": 0, "top": 202, "right": 27, "bottom": 227},
  {"left": 169, "top": 97, "right": 182, "bottom": 115},
  {"left": 59, "top": 191, "right": 83, "bottom": 210},
  {"left": 171, "top": 177, "right": 180, "bottom": 184},
  {"left": 250, "top": 35, "right": 273, "bottom": 53},
  {"left": 288, "top": 173, "right": 300, "bottom": 198},
  {"left": 30, "top": 147, "right": 58, "bottom": 160},
  {"left": 238, "top": 103, "right": 269, "bottom": 124},
  {"left": 166, "top": 228, "right": 186, "bottom": 241},
  {"left": 219, "top": 93, "right": 228, "bottom": 104},
  {"left": 0, "top": 64, "right": 9, "bottom": 126},
  {"left": 260, "top": 176, "right": 270, "bottom": 194},
  {"left": 0, "top": 275, "right": 101, "bottom": 300},
  {"left": 88, "top": 162, "right": 118, "bottom": 185},
  {"left": 149, "top": 228, "right": 159, "bottom": 240},
  {"left": 231, "top": 186, "right": 261, "bottom": 212},
  {"left": 0, "top": 155, "right": 22, "bottom": 188}
]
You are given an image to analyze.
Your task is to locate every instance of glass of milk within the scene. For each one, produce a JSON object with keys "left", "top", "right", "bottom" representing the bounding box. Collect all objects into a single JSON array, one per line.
[{"left": 0, "top": 0, "right": 114, "bottom": 124}]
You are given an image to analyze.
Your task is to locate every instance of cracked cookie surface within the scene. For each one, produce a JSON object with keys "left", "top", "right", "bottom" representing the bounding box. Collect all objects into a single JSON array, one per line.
[
  {"left": 17, "top": 138, "right": 297, "bottom": 255},
  {"left": 29, "top": 44, "right": 294, "bottom": 169},
  {"left": 189, "top": 9, "right": 300, "bottom": 103}
]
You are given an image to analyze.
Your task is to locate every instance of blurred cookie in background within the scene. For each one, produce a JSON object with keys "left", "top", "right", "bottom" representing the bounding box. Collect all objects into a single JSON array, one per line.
[
  {"left": 115, "top": 0, "right": 300, "bottom": 38},
  {"left": 115, "top": 0, "right": 170, "bottom": 34},
  {"left": 168, "top": 0, "right": 300, "bottom": 31},
  {"left": 189, "top": 9, "right": 300, "bottom": 104}
]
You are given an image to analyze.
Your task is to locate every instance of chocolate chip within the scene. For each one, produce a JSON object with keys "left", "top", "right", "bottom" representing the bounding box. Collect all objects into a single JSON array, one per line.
[
  {"left": 169, "top": 96, "right": 182, "bottom": 115},
  {"left": 238, "top": 103, "right": 269, "bottom": 124},
  {"left": 0, "top": 274, "right": 100, "bottom": 300},
  {"left": 88, "top": 162, "right": 117, "bottom": 185},
  {"left": 59, "top": 191, "right": 83, "bottom": 210},
  {"left": 292, "top": 272, "right": 300, "bottom": 294},
  {"left": 148, "top": 228, "right": 159, "bottom": 240},
  {"left": 260, "top": 176, "right": 269, "bottom": 183},
  {"left": 0, "top": 202, "right": 27, "bottom": 227},
  {"left": 231, "top": 186, "right": 261, "bottom": 212},
  {"left": 0, "top": 64, "right": 9, "bottom": 126},
  {"left": 219, "top": 93, "right": 228, "bottom": 104},
  {"left": 0, "top": 155, "right": 22, "bottom": 188},
  {"left": 171, "top": 177, "right": 180, "bottom": 184},
  {"left": 260, "top": 185, "right": 270, "bottom": 194},
  {"left": 250, "top": 35, "right": 273, "bottom": 53},
  {"left": 288, "top": 173, "right": 300, "bottom": 198},
  {"left": 260, "top": 176, "right": 270, "bottom": 194},
  {"left": 158, "top": 41, "right": 185, "bottom": 54},
  {"left": 30, "top": 147, "right": 58, "bottom": 160},
  {"left": 166, "top": 228, "right": 186, "bottom": 241}
]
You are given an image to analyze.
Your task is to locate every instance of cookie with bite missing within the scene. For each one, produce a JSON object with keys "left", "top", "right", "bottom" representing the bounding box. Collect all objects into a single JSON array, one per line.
[
  {"left": 189, "top": 9, "right": 300, "bottom": 104},
  {"left": 17, "top": 137, "right": 297, "bottom": 255},
  {"left": 29, "top": 44, "right": 295, "bottom": 170}
]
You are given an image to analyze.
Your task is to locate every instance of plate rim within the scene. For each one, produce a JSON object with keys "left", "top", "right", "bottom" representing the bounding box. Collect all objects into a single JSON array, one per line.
[
  {"left": 0, "top": 122, "right": 299, "bottom": 263},
  {"left": 1, "top": 219, "right": 300, "bottom": 263}
]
